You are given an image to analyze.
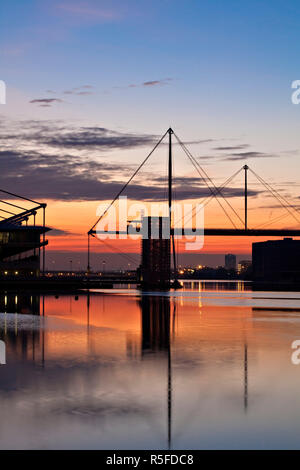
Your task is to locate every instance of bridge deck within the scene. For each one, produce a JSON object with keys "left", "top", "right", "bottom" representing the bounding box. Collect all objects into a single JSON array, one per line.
[
  {"left": 202, "top": 228, "right": 300, "bottom": 236},
  {"left": 90, "top": 228, "right": 300, "bottom": 237}
]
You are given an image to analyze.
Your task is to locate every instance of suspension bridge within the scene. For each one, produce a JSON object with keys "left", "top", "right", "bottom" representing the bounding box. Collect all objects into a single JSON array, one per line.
[{"left": 87, "top": 128, "right": 300, "bottom": 285}]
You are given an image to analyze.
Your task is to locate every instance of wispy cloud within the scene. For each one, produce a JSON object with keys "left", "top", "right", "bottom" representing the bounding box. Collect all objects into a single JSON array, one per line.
[
  {"left": 142, "top": 78, "right": 173, "bottom": 87},
  {"left": 223, "top": 151, "right": 277, "bottom": 161},
  {"left": 29, "top": 98, "right": 64, "bottom": 107},
  {"left": 115, "top": 78, "right": 173, "bottom": 90},
  {"left": 213, "top": 145, "right": 249, "bottom": 151},
  {"left": 63, "top": 84, "right": 95, "bottom": 95}
]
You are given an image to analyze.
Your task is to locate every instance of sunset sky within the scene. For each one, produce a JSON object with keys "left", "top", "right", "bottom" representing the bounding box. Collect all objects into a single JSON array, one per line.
[{"left": 1, "top": 0, "right": 300, "bottom": 269}]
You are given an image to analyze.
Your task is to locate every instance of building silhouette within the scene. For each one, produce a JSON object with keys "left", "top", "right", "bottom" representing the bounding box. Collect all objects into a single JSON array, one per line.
[
  {"left": 0, "top": 193, "right": 49, "bottom": 277},
  {"left": 0, "top": 224, "right": 49, "bottom": 276},
  {"left": 253, "top": 238, "right": 300, "bottom": 282},
  {"left": 140, "top": 216, "right": 171, "bottom": 288},
  {"left": 225, "top": 253, "right": 236, "bottom": 270}
]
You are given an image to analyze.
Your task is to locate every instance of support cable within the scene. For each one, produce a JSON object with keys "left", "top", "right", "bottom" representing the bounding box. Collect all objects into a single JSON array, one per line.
[
  {"left": 98, "top": 238, "right": 139, "bottom": 265},
  {"left": 254, "top": 211, "right": 291, "bottom": 229},
  {"left": 249, "top": 168, "right": 300, "bottom": 224},
  {"left": 89, "top": 130, "right": 168, "bottom": 233},
  {"left": 175, "top": 167, "right": 244, "bottom": 228},
  {"left": 251, "top": 170, "right": 300, "bottom": 216},
  {"left": 174, "top": 133, "right": 242, "bottom": 228}
]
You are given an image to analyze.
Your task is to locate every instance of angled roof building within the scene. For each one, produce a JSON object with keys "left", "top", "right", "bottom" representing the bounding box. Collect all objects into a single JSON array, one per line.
[{"left": 0, "top": 189, "right": 50, "bottom": 277}]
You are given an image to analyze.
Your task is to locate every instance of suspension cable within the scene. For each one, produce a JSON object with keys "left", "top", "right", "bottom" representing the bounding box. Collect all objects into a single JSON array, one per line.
[
  {"left": 251, "top": 171, "right": 300, "bottom": 216},
  {"left": 249, "top": 167, "right": 300, "bottom": 224},
  {"left": 97, "top": 238, "right": 139, "bottom": 265},
  {"left": 254, "top": 211, "right": 291, "bottom": 229},
  {"left": 89, "top": 130, "right": 168, "bottom": 233},
  {"left": 175, "top": 139, "right": 237, "bottom": 228},
  {"left": 175, "top": 166, "right": 244, "bottom": 228},
  {"left": 174, "top": 133, "right": 244, "bottom": 228}
]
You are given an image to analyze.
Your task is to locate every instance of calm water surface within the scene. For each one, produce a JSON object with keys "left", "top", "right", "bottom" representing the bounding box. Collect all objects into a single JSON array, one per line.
[{"left": 0, "top": 281, "right": 300, "bottom": 449}]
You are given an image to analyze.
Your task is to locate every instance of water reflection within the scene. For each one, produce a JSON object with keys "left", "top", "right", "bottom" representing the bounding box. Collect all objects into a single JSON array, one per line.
[
  {"left": 0, "top": 284, "right": 299, "bottom": 449},
  {"left": 0, "top": 293, "right": 44, "bottom": 365},
  {"left": 140, "top": 296, "right": 174, "bottom": 448}
]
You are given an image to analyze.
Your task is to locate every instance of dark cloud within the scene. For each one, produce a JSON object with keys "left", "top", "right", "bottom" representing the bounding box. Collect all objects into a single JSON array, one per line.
[
  {"left": 29, "top": 98, "right": 64, "bottom": 107},
  {"left": 213, "top": 145, "right": 249, "bottom": 151},
  {"left": 223, "top": 151, "right": 277, "bottom": 161},
  {"left": 0, "top": 121, "right": 158, "bottom": 150},
  {"left": 0, "top": 119, "right": 263, "bottom": 202},
  {"left": 40, "top": 127, "right": 157, "bottom": 150},
  {"left": 0, "top": 148, "right": 261, "bottom": 202},
  {"left": 142, "top": 78, "right": 172, "bottom": 86}
]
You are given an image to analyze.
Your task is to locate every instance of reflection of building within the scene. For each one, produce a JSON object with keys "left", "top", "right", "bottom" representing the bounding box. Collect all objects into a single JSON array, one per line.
[
  {"left": 0, "top": 292, "right": 43, "bottom": 363},
  {"left": 238, "top": 259, "right": 252, "bottom": 274},
  {"left": 140, "top": 295, "right": 170, "bottom": 354},
  {"left": 225, "top": 253, "right": 236, "bottom": 270},
  {"left": 140, "top": 216, "right": 171, "bottom": 288},
  {"left": 0, "top": 292, "right": 40, "bottom": 315},
  {"left": 252, "top": 238, "right": 300, "bottom": 282}
]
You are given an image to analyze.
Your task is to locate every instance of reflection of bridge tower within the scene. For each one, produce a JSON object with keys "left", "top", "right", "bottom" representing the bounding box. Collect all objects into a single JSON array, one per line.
[
  {"left": 244, "top": 343, "right": 248, "bottom": 412},
  {"left": 141, "top": 295, "right": 170, "bottom": 353},
  {"left": 140, "top": 295, "right": 173, "bottom": 449}
]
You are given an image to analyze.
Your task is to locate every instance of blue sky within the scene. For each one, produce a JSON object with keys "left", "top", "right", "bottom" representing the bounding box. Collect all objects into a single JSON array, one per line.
[
  {"left": 1, "top": 0, "right": 300, "bottom": 172},
  {"left": 2, "top": 0, "right": 300, "bottom": 133},
  {"left": 1, "top": 0, "right": 300, "bottom": 262}
]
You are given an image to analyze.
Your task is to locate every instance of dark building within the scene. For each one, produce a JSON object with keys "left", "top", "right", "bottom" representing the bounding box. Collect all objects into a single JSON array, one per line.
[
  {"left": 0, "top": 195, "right": 50, "bottom": 277},
  {"left": 225, "top": 253, "right": 236, "bottom": 271},
  {"left": 0, "top": 224, "right": 49, "bottom": 276},
  {"left": 252, "top": 238, "right": 300, "bottom": 282},
  {"left": 140, "top": 216, "right": 171, "bottom": 288}
]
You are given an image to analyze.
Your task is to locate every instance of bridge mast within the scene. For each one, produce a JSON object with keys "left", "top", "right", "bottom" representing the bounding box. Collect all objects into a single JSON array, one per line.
[
  {"left": 243, "top": 164, "right": 248, "bottom": 231},
  {"left": 168, "top": 128, "right": 178, "bottom": 283}
]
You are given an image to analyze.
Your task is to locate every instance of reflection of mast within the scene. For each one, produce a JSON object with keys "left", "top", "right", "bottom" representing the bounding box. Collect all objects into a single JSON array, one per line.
[
  {"left": 168, "top": 330, "right": 172, "bottom": 449},
  {"left": 140, "top": 295, "right": 173, "bottom": 449},
  {"left": 87, "top": 292, "right": 91, "bottom": 354},
  {"left": 168, "top": 302, "right": 176, "bottom": 450},
  {"left": 244, "top": 343, "right": 248, "bottom": 412},
  {"left": 42, "top": 294, "right": 45, "bottom": 367}
]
